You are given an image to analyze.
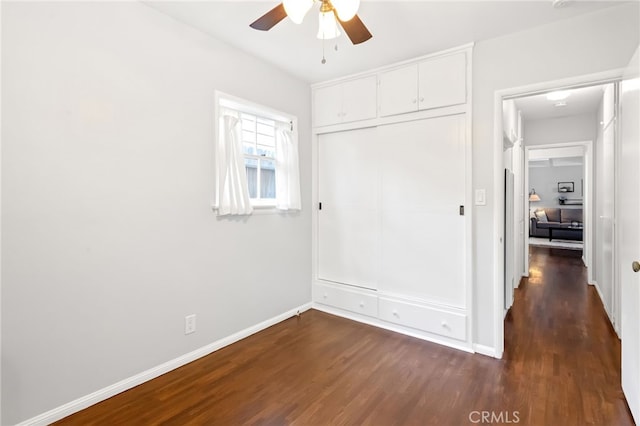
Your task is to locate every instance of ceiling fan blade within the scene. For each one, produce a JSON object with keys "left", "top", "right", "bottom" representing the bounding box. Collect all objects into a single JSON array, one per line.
[
  {"left": 250, "top": 3, "right": 287, "bottom": 31},
  {"left": 336, "top": 13, "right": 372, "bottom": 45}
]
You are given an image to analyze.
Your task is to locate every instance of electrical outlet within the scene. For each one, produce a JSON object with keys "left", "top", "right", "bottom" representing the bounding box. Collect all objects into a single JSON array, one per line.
[{"left": 185, "top": 314, "right": 196, "bottom": 335}]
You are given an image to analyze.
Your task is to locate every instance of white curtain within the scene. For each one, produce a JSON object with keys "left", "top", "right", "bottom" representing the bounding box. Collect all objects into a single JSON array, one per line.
[
  {"left": 275, "top": 122, "right": 302, "bottom": 211},
  {"left": 215, "top": 108, "right": 253, "bottom": 216}
]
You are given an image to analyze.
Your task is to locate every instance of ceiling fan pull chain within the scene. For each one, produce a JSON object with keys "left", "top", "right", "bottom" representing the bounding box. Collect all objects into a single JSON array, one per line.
[{"left": 321, "top": 37, "right": 327, "bottom": 64}]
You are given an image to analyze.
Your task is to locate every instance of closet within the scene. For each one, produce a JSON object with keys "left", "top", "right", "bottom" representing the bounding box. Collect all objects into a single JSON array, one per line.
[{"left": 312, "top": 45, "right": 473, "bottom": 351}]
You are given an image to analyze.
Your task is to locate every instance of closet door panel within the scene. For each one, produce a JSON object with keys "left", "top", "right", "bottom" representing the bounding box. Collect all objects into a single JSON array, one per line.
[
  {"left": 318, "top": 128, "right": 379, "bottom": 290},
  {"left": 378, "top": 115, "right": 466, "bottom": 307}
]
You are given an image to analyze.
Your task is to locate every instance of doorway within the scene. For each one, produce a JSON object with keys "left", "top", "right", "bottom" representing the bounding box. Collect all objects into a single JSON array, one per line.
[{"left": 493, "top": 69, "right": 624, "bottom": 358}]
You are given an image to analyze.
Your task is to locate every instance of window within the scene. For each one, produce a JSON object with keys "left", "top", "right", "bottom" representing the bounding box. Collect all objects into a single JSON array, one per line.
[
  {"left": 214, "top": 92, "right": 301, "bottom": 216},
  {"left": 241, "top": 112, "right": 277, "bottom": 205}
]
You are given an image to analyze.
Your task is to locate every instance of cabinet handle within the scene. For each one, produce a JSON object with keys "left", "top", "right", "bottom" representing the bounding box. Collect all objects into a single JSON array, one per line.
[
  {"left": 392, "top": 310, "right": 399, "bottom": 317},
  {"left": 412, "top": 98, "right": 417, "bottom": 104},
  {"left": 359, "top": 302, "right": 365, "bottom": 308},
  {"left": 420, "top": 97, "right": 424, "bottom": 102}
]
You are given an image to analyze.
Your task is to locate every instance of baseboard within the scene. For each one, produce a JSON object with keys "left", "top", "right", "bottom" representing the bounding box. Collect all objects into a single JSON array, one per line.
[
  {"left": 473, "top": 344, "right": 497, "bottom": 358},
  {"left": 590, "top": 281, "right": 616, "bottom": 331},
  {"left": 17, "top": 302, "right": 313, "bottom": 426}
]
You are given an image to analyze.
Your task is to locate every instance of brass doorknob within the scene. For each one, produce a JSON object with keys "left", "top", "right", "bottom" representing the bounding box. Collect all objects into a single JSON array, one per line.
[{"left": 634, "top": 261, "right": 640, "bottom": 273}]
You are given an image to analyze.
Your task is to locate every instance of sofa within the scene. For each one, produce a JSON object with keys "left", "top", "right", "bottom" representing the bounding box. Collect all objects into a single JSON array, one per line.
[{"left": 530, "top": 207, "right": 583, "bottom": 241}]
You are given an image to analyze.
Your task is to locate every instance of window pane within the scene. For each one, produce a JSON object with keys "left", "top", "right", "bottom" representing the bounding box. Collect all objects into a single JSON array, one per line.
[
  {"left": 241, "top": 114, "right": 256, "bottom": 129},
  {"left": 257, "top": 133, "right": 275, "bottom": 146},
  {"left": 245, "top": 157, "right": 258, "bottom": 199},
  {"left": 242, "top": 130, "right": 256, "bottom": 144},
  {"left": 243, "top": 143, "right": 256, "bottom": 155},
  {"left": 257, "top": 122, "right": 275, "bottom": 137},
  {"left": 260, "top": 159, "right": 276, "bottom": 199},
  {"left": 257, "top": 147, "right": 275, "bottom": 158}
]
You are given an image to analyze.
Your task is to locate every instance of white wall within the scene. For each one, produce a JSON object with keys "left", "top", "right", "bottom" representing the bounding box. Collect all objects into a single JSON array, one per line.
[
  {"left": 523, "top": 113, "right": 597, "bottom": 146},
  {"left": 529, "top": 164, "right": 584, "bottom": 210},
  {"left": 472, "top": 3, "right": 639, "bottom": 348},
  {"left": 1, "top": 2, "right": 311, "bottom": 424}
]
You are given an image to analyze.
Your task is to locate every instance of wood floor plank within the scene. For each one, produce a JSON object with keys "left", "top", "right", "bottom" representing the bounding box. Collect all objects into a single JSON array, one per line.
[{"left": 55, "top": 246, "right": 633, "bottom": 425}]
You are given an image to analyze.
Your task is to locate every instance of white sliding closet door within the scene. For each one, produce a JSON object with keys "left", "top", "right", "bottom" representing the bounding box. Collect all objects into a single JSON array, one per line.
[
  {"left": 378, "top": 115, "right": 466, "bottom": 306},
  {"left": 318, "top": 128, "right": 379, "bottom": 290}
]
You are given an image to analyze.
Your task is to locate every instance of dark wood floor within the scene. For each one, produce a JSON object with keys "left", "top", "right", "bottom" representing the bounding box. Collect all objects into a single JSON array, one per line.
[{"left": 57, "top": 246, "right": 633, "bottom": 425}]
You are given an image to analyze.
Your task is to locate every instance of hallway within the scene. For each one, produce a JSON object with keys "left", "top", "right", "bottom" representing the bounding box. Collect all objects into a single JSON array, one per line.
[{"left": 504, "top": 246, "right": 632, "bottom": 425}]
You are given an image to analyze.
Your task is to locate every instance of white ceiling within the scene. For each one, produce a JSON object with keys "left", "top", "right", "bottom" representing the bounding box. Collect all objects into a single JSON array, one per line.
[
  {"left": 514, "top": 84, "right": 606, "bottom": 121},
  {"left": 143, "top": 0, "right": 627, "bottom": 84}
]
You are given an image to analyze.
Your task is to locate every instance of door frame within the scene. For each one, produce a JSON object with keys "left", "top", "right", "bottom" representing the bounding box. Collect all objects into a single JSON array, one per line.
[
  {"left": 492, "top": 68, "right": 625, "bottom": 358},
  {"left": 523, "top": 141, "right": 594, "bottom": 283}
]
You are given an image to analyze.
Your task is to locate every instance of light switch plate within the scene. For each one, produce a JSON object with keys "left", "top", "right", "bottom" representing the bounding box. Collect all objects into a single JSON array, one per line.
[{"left": 475, "top": 189, "right": 486, "bottom": 206}]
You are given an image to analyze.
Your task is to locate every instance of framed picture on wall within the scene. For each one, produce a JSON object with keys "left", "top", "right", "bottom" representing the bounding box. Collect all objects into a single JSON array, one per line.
[{"left": 558, "top": 181, "right": 574, "bottom": 193}]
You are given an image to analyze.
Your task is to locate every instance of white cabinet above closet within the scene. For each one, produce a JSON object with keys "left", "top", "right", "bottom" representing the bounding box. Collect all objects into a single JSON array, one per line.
[
  {"left": 313, "top": 75, "right": 377, "bottom": 127},
  {"left": 379, "top": 52, "right": 467, "bottom": 117}
]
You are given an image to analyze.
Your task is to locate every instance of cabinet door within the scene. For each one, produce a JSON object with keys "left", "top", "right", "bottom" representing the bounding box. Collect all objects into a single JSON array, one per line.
[
  {"left": 378, "top": 64, "right": 418, "bottom": 117},
  {"left": 342, "top": 76, "right": 378, "bottom": 123},
  {"left": 378, "top": 115, "right": 467, "bottom": 307},
  {"left": 418, "top": 52, "right": 466, "bottom": 110},
  {"left": 313, "top": 83, "right": 343, "bottom": 127},
  {"left": 318, "top": 128, "right": 379, "bottom": 290}
]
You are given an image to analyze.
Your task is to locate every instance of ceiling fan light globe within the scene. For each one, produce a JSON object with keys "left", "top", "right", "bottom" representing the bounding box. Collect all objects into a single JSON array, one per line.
[
  {"left": 283, "top": 0, "right": 313, "bottom": 24},
  {"left": 332, "top": 0, "right": 360, "bottom": 21},
  {"left": 317, "top": 11, "right": 341, "bottom": 40}
]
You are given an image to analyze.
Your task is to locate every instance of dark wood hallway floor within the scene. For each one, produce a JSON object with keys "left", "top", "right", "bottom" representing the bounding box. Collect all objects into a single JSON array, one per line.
[{"left": 57, "top": 246, "right": 633, "bottom": 425}]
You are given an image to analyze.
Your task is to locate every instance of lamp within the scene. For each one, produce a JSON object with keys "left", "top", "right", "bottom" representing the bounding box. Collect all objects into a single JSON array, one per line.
[
  {"left": 283, "top": 0, "right": 313, "bottom": 24},
  {"left": 529, "top": 189, "right": 541, "bottom": 202},
  {"left": 332, "top": 0, "right": 360, "bottom": 21}
]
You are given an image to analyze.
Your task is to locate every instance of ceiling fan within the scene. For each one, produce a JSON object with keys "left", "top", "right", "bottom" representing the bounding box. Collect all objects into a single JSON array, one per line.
[{"left": 250, "top": 0, "right": 372, "bottom": 45}]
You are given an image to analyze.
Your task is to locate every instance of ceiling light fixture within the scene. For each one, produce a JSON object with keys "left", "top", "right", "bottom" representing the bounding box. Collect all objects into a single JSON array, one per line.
[
  {"left": 317, "top": 2, "right": 341, "bottom": 40},
  {"left": 250, "top": 0, "right": 372, "bottom": 64},
  {"left": 554, "top": 101, "right": 567, "bottom": 107},
  {"left": 332, "top": 0, "right": 360, "bottom": 21},
  {"left": 546, "top": 90, "right": 571, "bottom": 101},
  {"left": 283, "top": 0, "right": 313, "bottom": 24}
]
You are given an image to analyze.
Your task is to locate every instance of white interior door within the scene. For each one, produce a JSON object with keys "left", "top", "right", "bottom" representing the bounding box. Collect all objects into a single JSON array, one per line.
[
  {"left": 377, "top": 115, "right": 466, "bottom": 307},
  {"left": 620, "top": 46, "right": 640, "bottom": 423},
  {"left": 318, "top": 127, "right": 379, "bottom": 290}
]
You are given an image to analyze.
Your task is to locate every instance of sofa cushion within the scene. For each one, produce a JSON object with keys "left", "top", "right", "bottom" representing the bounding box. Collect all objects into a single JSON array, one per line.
[
  {"left": 544, "top": 208, "right": 561, "bottom": 222},
  {"left": 562, "top": 209, "right": 583, "bottom": 224},
  {"left": 534, "top": 210, "right": 548, "bottom": 223}
]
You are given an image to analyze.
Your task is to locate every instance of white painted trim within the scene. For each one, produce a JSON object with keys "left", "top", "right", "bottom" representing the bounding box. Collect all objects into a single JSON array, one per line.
[
  {"left": 17, "top": 303, "right": 313, "bottom": 426},
  {"left": 313, "top": 303, "right": 474, "bottom": 354},
  {"left": 473, "top": 344, "right": 497, "bottom": 358},
  {"left": 0, "top": 0, "right": 4, "bottom": 421},
  {"left": 493, "top": 89, "right": 506, "bottom": 359},
  {"left": 493, "top": 68, "right": 625, "bottom": 361}
]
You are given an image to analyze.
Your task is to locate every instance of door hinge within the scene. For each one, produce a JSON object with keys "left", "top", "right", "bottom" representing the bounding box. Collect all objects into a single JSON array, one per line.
[{"left": 459, "top": 205, "right": 465, "bottom": 216}]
